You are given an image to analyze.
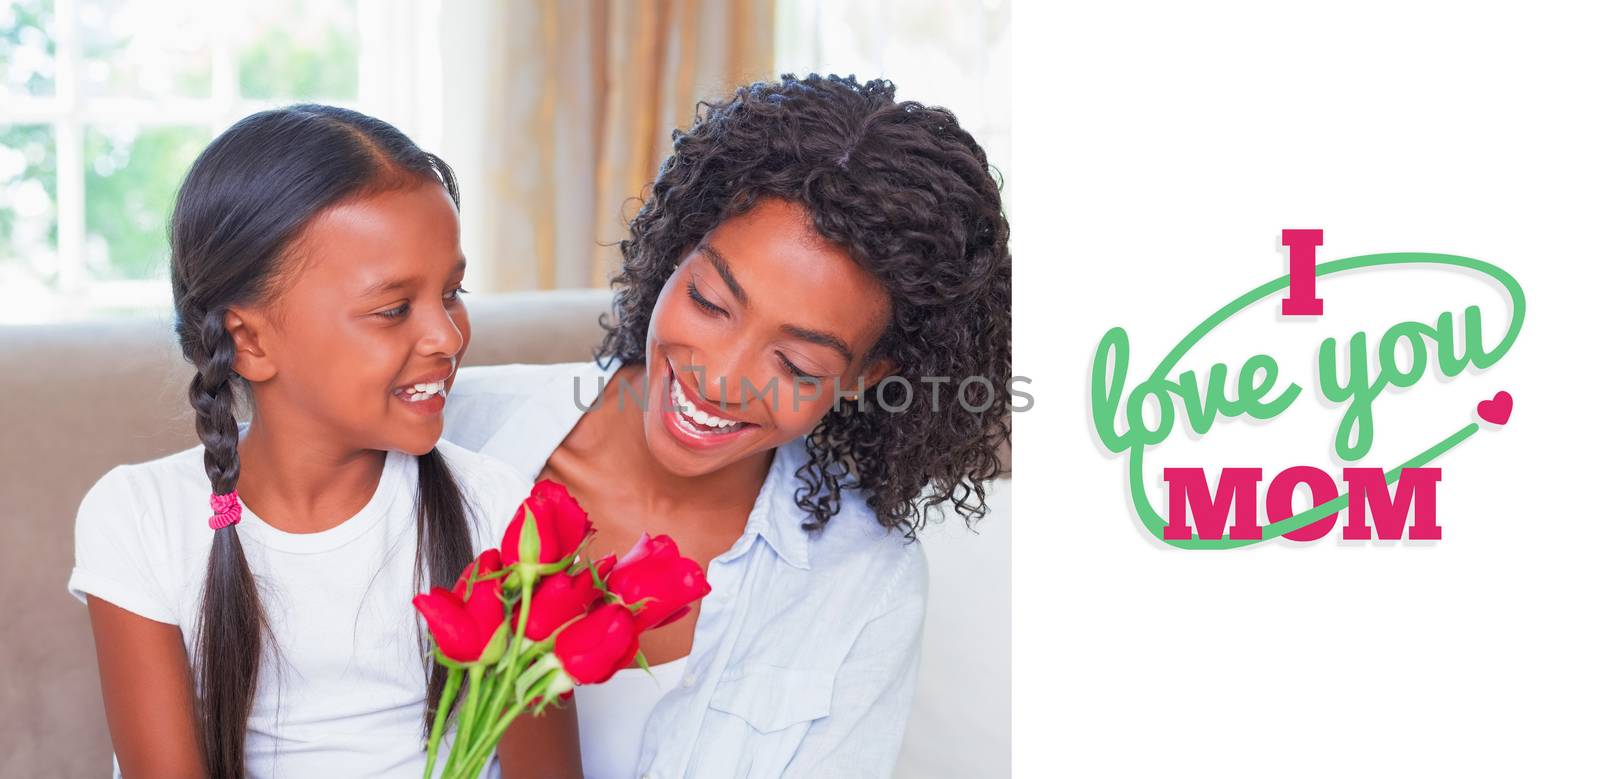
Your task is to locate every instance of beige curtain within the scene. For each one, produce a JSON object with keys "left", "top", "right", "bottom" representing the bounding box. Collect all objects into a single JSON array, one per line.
[{"left": 480, "top": 0, "right": 776, "bottom": 292}]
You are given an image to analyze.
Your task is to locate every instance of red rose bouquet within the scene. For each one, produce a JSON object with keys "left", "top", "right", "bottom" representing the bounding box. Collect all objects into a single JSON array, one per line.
[{"left": 413, "top": 480, "right": 710, "bottom": 778}]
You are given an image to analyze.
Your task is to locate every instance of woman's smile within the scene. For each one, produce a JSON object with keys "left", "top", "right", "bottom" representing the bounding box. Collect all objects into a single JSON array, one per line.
[{"left": 658, "top": 360, "right": 760, "bottom": 452}]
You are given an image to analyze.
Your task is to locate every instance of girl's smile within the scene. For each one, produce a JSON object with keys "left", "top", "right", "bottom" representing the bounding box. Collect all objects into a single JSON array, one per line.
[
  {"left": 393, "top": 363, "right": 457, "bottom": 416},
  {"left": 235, "top": 183, "right": 473, "bottom": 458}
]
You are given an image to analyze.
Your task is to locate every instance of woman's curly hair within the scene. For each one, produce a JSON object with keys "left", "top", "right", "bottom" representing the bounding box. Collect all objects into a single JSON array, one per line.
[{"left": 597, "top": 73, "right": 1011, "bottom": 539}]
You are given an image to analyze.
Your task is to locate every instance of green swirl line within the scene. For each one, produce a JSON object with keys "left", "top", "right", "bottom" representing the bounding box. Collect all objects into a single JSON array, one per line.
[{"left": 1130, "top": 253, "right": 1525, "bottom": 549}]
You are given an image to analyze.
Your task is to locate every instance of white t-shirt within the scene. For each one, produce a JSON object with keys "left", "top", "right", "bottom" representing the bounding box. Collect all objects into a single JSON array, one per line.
[
  {"left": 67, "top": 439, "right": 531, "bottom": 779},
  {"left": 575, "top": 656, "right": 689, "bottom": 779}
]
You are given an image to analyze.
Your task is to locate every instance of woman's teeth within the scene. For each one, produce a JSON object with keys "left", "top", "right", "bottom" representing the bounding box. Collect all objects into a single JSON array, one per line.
[
  {"left": 672, "top": 376, "right": 740, "bottom": 429},
  {"left": 400, "top": 381, "right": 446, "bottom": 402}
]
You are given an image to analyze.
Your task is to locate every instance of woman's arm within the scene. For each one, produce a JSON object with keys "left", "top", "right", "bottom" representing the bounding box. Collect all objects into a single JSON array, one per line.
[
  {"left": 495, "top": 704, "right": 584, "bottom": 778},
  {"left": 87, "top": 596, "right": 206, "bottom": 779}
]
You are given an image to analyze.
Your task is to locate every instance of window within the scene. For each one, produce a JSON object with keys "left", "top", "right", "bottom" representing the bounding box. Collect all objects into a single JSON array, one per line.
[
  {"left": 0, "top": 0, "right": 441, "bottom": 323},
  {"left": 775, "top": 0, "right": 1011, "bottom": 205},
  {"left": 2, "top": 1, "right": 1008, "bottom": 323}
]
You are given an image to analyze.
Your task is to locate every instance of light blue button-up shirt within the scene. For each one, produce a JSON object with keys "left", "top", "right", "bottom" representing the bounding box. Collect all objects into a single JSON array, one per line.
[{"left": 442, "top": 361, "right": 929, "bottom": 779}]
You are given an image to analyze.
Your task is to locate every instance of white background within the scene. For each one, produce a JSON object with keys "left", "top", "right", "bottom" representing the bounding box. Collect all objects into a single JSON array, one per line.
[{"left": 1014, "top": 2, "right": 1600, "bottom": 776}]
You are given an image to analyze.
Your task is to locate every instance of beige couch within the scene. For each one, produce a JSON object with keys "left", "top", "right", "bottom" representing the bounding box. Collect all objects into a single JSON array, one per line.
[{"left": 0, "top": 289, "right": 1009, "bottom": 777}]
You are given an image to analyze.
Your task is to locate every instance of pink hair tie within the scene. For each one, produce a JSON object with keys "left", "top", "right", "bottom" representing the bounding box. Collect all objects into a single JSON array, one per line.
[{"left": 208, "top": 490, "right": 242, "bottom": 530}]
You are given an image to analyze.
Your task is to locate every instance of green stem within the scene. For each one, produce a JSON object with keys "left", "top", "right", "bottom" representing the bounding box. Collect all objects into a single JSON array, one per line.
[
  {"left": 442, "top": 665, "right": 485, "bottom": 778},
  {"left": 453, "top": 571, "right": 538, "bottom": 775},
  {"left": 457, "top": 671, "right": 559, "bottom": 776},
  {"left": 474, "top": 572, "right": 537, "bottom": 751},
  {"left": 422, "top": 665, "right": 463, "bottom": 779}
]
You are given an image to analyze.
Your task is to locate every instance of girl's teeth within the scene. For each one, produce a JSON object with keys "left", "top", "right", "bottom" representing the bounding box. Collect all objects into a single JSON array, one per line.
[{"left": 401, "top": 381, "right": 446, "bottom": 401}]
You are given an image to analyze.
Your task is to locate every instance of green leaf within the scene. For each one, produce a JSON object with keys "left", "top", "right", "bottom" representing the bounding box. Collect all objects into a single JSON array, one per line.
[
  {"left": 514, "top": 665, "right": 549, "bottom": 702},
  {"left": 433, "top": 646, "right": 465, "bottom": 670},
  {"left": 518, "top": 505, "right": 541, "bottom": 563},
  {"left": 478, "top": 621, "right": 510, "bottom": 666}
]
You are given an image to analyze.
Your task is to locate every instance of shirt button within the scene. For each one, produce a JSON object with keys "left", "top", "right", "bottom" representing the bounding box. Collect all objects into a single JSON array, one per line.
[{"left": 681, "top": 672, "right": 697, "bottom": 688}]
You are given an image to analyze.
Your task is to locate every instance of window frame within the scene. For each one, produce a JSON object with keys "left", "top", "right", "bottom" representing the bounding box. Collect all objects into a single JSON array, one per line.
[{"left": 0, "top": 0, "right": 439, "bottom": 321}]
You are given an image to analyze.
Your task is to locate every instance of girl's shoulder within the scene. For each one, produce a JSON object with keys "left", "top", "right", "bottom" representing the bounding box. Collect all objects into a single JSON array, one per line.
[
  {"left": 78, "top": 444, "right": 213, "bottom": 530},
  {"left": 432, "top": 439, "right": 535, "bottom": 547},
  {"left": 77, "top": 442, "right": 532, "bottom": 542},
  {"left": 69, "top": 445, "right": 215, "bottom": 623}
]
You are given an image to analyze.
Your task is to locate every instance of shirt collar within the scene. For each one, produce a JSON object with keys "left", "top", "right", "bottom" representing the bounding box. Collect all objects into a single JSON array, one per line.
[
  {"left": 480, "top": 359, "right": 615, "bottom": 470},
  {"left": 739, "top": 439, "right": 812, "bottom": 571}
]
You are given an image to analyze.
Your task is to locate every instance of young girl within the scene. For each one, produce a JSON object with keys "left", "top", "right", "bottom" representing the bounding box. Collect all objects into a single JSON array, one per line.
[
  {"left": 67, "top": 106, "right": 579, "bottom": 778},
  {"left": 443, "top": 74, "right": 1011, "bottom": 777}
]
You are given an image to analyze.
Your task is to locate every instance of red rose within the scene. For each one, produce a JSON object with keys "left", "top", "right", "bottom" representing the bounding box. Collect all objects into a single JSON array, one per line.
[
  {"left": 605, "top": 533, "right": 711, "bottom": 632},
  {"left": 502, "top": 480, "right": 593, "bottom": 567},
  {"left": 413, "top": 550, "right": 508, "bottom": 664},
  {"left": 553, "top": 604, "right": 639, "bottom": 684},
  {"left": 523, "top": 569, "right": 604, "bottom": 641}
]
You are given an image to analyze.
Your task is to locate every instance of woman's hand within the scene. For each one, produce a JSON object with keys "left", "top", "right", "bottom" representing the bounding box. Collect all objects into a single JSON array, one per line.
[{"left": 87, "top": 596, "right": 206, "bottom": 779}]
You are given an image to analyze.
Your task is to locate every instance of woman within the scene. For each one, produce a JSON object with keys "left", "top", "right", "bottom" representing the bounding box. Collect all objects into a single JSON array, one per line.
[{"left": 445, "top": 74, "right": 1010, "bottom": 777}]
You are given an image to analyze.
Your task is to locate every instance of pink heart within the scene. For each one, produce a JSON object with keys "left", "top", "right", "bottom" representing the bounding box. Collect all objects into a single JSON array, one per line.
[{"left": 1476, "top": 391, "right": 1513, "bottom": 425}]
